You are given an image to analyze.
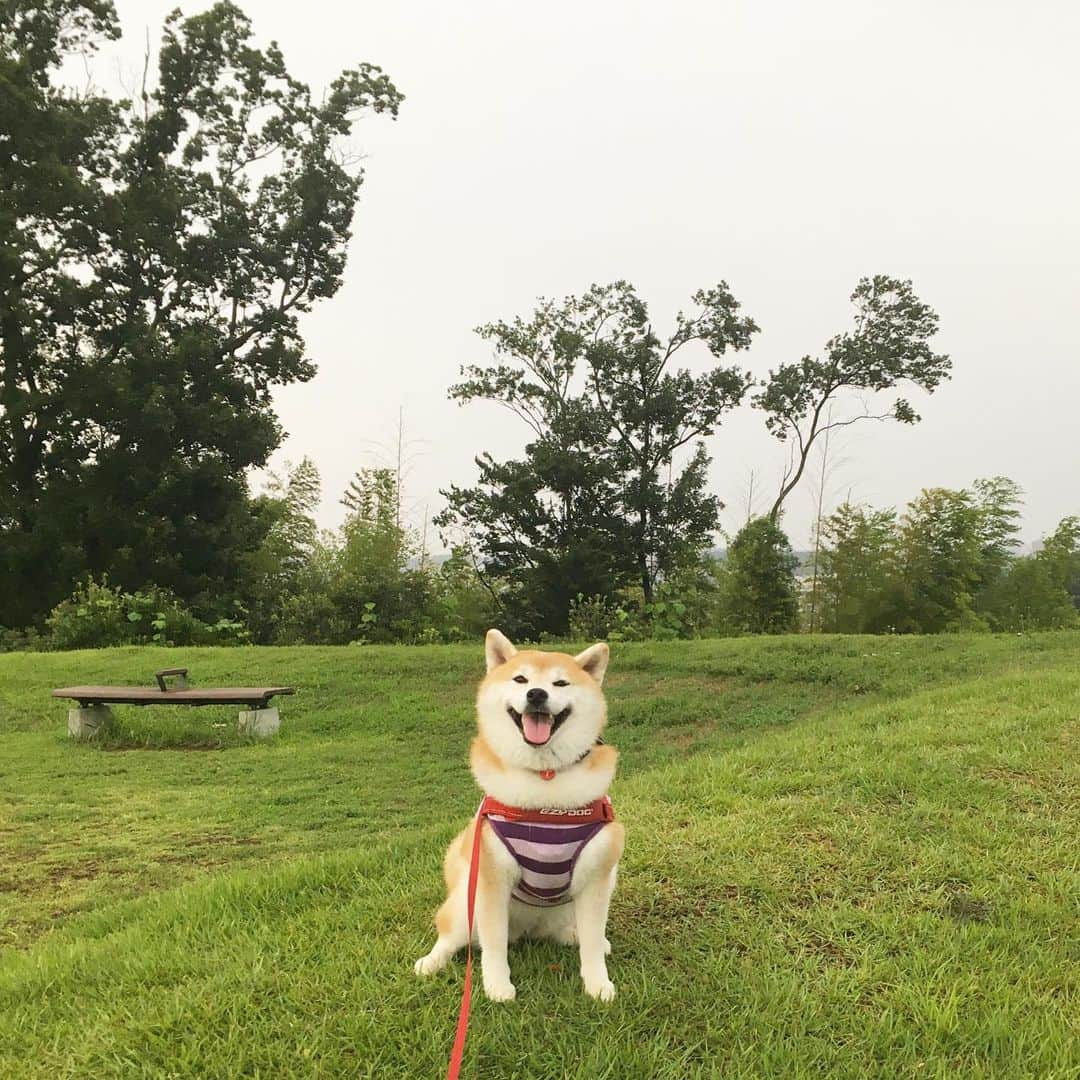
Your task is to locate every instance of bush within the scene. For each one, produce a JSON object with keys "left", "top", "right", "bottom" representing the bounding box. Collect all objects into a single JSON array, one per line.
[
  {"left": 568, "top": 594, "right": 624, "bottom": 640},
  {"left": 0, "top": 625, "right": 47, "bottom": 653},
  {"left": 568, "top": 562, "right": 725, "bottom": 643},
  {"left": 46, "top": 579, "right": 249, "bottom": 650}
]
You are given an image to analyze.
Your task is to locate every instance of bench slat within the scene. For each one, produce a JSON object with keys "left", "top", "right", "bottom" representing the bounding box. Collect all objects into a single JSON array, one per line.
[{"left": 52, "top": 686, "right": 294, "bottom": 707}]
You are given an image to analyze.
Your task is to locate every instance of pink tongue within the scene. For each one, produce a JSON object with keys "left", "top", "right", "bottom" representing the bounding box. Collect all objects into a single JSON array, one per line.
[{"left": 523, "top": 713, "right": 553, "bottom": 745}]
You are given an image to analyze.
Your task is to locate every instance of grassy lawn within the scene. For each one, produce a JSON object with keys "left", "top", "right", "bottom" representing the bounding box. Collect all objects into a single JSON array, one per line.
[{"left": 0, "top": 633, "right": 1077, "bottom": 1078}]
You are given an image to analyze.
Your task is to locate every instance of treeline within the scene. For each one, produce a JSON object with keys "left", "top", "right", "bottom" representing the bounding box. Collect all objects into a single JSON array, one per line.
[
  {"left": 4, "top": 462, "right": 497, "bottom": 651},
  {"left": 9, "top": 466, "right": 1076, "bottom": 651},
  {"left": 809, "top": 482, "right": 1079, "bottom": 635}
]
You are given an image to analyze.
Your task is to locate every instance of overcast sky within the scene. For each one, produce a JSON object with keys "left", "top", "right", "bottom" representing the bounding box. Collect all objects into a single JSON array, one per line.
[{"left": 105, "top": 0, "right": 1079, "bottom": 549}]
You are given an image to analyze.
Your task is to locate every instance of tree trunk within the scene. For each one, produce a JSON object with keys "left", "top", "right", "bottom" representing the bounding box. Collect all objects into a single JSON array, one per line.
[
  {"left": 638, "top": 480, "right": 652, "bottom": 603},
  {"left": 0, "top": 306, "right": 42, "bottom": 530},
  {"left": 639, "top": 549, "right": 653, "bottom": 604}
]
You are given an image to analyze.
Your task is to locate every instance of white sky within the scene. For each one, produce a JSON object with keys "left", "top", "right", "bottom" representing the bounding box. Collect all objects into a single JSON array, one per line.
[{"left": 104, "top": 0, "right": 1079, "bottom": 549}]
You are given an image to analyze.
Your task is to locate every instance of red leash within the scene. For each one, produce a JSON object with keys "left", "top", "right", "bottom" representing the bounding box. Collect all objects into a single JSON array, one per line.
[
  {"left": 444, "top": 796, "right": 614, "bottom": 1080},
  {"left": 446, "top": 808, "right": 484, "bottom": 1080}
]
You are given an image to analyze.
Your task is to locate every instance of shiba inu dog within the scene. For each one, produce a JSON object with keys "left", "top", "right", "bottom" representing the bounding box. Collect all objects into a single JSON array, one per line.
[{"left": 415, "top": 629, "right": 624, "bottom": 1002}]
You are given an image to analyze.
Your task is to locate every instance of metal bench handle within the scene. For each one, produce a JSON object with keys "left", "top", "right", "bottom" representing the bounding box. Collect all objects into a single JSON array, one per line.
[{"left": 155, "top": 668, "right": 189, "bottom": 692}]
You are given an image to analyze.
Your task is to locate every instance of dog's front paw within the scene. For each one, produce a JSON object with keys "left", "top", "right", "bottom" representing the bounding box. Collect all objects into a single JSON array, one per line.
[
  {"left": 585, "top": 978, "right": 616, "bottom": 1002},
  {"left": 414, "top": 951, "right": 447, "bottom": 976},
  {"left": 483, "top": 977, "right": 517, "bottom": 1002}
]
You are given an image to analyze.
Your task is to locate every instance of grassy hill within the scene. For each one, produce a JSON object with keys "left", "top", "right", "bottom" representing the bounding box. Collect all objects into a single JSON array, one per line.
[{"left": 1, "top": 634, "right": 1077, "bottom": 1078}]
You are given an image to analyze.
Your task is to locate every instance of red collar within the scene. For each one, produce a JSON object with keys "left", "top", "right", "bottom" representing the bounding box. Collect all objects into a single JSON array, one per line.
[
  {"left": 479, "top": 794, "right": 614, "bottom": 825},
  {"left": 534, "top": 740, "right": 602, "bottom": 781}
]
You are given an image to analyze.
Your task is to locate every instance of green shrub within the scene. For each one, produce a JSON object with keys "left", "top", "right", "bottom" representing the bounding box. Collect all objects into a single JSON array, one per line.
[
  {"left": 569, "top": 594, "right": 621, "bottom": 640},
  {"left": 0, "top": 625, "right": 48, "bottom": 653},
  {"left": 46, "top": 579, "right": 249, "bottom": 650}
]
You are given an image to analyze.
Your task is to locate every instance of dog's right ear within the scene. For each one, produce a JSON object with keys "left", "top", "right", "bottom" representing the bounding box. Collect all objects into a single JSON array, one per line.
[{"left": 485, "top": 628, "right": 517, "bottom": 671}]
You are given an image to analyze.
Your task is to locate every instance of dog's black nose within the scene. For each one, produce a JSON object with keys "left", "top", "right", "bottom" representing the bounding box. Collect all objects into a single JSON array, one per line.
[{"left": 526, "top": 687, "right": 548, "bottom": 706}]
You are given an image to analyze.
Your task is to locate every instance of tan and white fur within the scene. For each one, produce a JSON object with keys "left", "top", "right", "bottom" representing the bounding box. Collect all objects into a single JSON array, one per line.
[{"left": 414, "top": 629, "right": 624, "bottom": 1002}]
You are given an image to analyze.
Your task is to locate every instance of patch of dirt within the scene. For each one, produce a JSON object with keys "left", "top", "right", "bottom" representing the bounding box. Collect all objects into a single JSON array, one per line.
[
  {"left": 944, "top": 893, "right": 991, "bottom": 923},
  {"left": 43, "top": 862, "right": 104, "bottom": 884},
  {"left": 0, "top": 858, "right": 127, "bottom": 894},
  {"left": 155, "top": 852, "right": 228, "bottom": 868},
  {"left": 796, "top": 830, "right": 842, "bottom": 852},
  {"left": 978, "top": 765, "right": 1071, "bottom": 794},
  {"left": 785, "top": 885, "right": 841, "bottom": 910},
  {"left": 176, "top": 832, "right": 260, "bottom": 847},
  {"left": 662, "top": 727, "right": 704, "bottom": 750},
  {"left": 100, "top": 743, "right": 230, "bottom": 752},
  {"left": 618, "top": 880, "right": 762, "bottom": 929},
  {"left": 800, "top": 932, "right": 856, "bottom": 967},
  {"left": 152, "top": 831, "right": 261, "bottom": 867}
]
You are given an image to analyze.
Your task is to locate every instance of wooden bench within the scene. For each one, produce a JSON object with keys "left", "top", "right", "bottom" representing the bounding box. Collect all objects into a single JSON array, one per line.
[{"left": 53, "top": 669, "right": 295, "bottom": 739}]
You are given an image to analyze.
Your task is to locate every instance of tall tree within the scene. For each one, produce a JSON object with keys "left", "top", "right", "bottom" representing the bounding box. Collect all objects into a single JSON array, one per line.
[
  {"left": 0, "top": 1, "right": 402, "bottom": 625},
  {"left": 889, "top": 487, "right": 986, "bottom": 633},
  {"left": 244, "top": 457, "right": 321, "bottom": 643},
  {"left": 755, "top": 276, "right": 951, "bottom": 522},
  {"left": 583, "top": 281, "right": 756, "bottom": 600},
  {"left": 439, "top": 281, "right": 757, "bottom": 632},
  {"left": 1038, "top": 516, "right": 1080, "bottom": 610},
  {"left": 721, "top": 516, "right": 800, "bottom": 634},
  {"left": 817, "top": 501, "right": 897, "bottom": 633},
  {"left": 439, "top": 288, "right": 624, "bottom": 635},
  {"left": 972, "top": 476, "right": 1024, "bottom": 580},
  {"left": 331, "top": 468, "right": 435, "bottom": 643}
]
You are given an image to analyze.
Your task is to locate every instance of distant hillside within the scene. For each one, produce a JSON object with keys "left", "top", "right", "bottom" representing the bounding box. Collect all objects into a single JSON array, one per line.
[{"left": 708, "top": 547, "right": 816, "bottom": 577}]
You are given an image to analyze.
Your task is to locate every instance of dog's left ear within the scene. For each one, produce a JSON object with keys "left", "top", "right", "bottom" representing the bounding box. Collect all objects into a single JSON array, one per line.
[
  {"left": 574, "top": 642, "right": 609, "bottom": 685},
  {"left": 485, "top": 628, "right": 517, "bottom": 671}
]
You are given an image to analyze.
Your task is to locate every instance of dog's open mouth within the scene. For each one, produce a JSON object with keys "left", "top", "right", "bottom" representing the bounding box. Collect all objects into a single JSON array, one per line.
[{"left": 507, "top": 706, "right": 572, "bottom": 746}]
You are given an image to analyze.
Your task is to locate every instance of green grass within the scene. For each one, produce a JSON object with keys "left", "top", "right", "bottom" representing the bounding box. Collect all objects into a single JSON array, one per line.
[{"left": 1, "top": 633, "right": 1078, "bottom": 1078}]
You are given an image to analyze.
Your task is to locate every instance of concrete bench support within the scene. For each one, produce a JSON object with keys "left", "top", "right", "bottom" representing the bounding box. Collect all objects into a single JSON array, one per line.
[
  {"left": 238, "top": 707, "right": 280, "bottom": 738},
  {"left": 68, "top": 704, "right": 113, "bottom": 739}
]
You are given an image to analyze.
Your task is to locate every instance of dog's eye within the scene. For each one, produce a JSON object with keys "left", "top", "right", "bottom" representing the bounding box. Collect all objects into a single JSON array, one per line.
[
  {"left": 553, "top": 679, "right": 569, "bottom": 687},
  {"left": 512, "top": 675, "right": 528, "bottom": 684}
]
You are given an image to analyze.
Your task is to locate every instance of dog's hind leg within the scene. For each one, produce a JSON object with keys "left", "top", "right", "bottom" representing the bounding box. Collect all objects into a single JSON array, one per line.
[
  {"left": 414, "top": 887, "right": 469, "bottom": 976},
  {"left": 543, "top": 906, "right": 612, "bottom": 952}
]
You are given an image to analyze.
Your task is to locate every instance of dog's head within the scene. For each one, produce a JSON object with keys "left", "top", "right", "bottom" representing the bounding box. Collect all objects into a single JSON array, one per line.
[{"left": 476, "top": 628, "right": 609, "bottom": 771}]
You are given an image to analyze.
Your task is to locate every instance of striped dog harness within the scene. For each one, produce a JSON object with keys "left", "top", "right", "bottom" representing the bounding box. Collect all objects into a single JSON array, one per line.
[{"left": 479, "top": 795, "right": 615, "bottom": 906}]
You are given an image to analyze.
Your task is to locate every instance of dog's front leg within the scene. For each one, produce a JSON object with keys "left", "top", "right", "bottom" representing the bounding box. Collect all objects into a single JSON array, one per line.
[
  {"left": 574, "top": 867, "right": 617, "bottom": 1001},
  {"left": 475, "top": 864, "right": 516, "bottom": 1002}
]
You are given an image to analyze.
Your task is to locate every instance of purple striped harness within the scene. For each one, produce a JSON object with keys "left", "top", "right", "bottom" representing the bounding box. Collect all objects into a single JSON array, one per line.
[{"left": 482, "top": 797, "right": 614, "bottom": 906}]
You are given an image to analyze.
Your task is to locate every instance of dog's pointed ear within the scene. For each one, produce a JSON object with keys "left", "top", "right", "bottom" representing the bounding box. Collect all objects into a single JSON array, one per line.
[
  {"left": 574, "top": 642, "right": 609, "bottom": 685},
  {"left": 485, "top": 628, "right": 517, "bottom": 671}
]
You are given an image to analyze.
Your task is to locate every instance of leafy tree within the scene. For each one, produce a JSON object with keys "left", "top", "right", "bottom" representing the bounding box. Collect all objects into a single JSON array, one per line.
[
  {"left": 0, "top": 1, "right": 402, "bottom": 626},
  {"left": 972, "top": 476, "right": 1024, "bottom": 582},
  {"left": 278, "top": 468, "right": 435, "bottom": 645},
  {"left": 755, "top": 276, "right": 950, "bottom": 521},
  {"left": 439, "top": 281, "right": 757, "bottom": 633},
  {"left": 888, "top": 487, "right": 986, "bottom": 633},
  {"left": 438, "top": 289, "right": 625, "bottom": 636},
  {"left": 721, "top": 517, "right": 800, "bottom": 634},
  {"left": 1039, "top": 516, "right": 1080, "bottom": 608},
  {"left": 582, "top": 282, "right": 757, "bottom": 600},
  {"left": 981, "top": 515, "right": 1080, "bottom": 631},
  {"left": 244, "top": 457, "right": 321, "bottom": 643},
  {"left": 817, "top": 502, "right": 897, "bottom": 633},
  {"left": 979, "top": 558, "right": 1078, "bottom": 632},
  {"left": 428, "top": 546, "right": 500, "bottom": 643},
  {"left": 438, "top": 445, "right": 623, "bottom": 639}
]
